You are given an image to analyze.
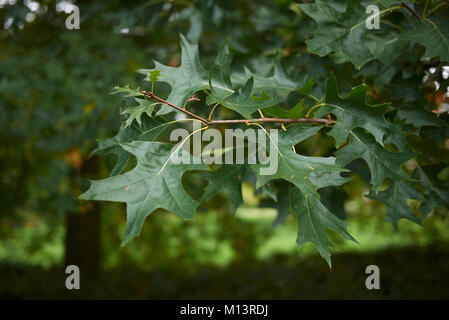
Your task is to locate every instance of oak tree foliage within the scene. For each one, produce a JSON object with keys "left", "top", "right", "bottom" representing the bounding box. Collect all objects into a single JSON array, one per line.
[{"left": 78, "top": 0, "right": 449, "bottom": 266}]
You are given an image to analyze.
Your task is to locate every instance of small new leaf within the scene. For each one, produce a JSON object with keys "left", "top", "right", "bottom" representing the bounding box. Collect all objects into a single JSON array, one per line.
[
  {"left": 122, "top": 98, "right": 160, "bottom": 127},
  {"left": 138, "top": 35, "right": 234, "bottom": 115},
  {"left": 111, "top": 85, "right": 142, "bottom": 97},
  {"left": 148, "top": 69, "right": 161, "bottom": 84}
]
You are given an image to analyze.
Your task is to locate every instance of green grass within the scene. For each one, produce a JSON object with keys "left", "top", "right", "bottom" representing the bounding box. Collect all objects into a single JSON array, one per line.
[{"left": 1, "top": 199, "right": 448, "bottom": 271}]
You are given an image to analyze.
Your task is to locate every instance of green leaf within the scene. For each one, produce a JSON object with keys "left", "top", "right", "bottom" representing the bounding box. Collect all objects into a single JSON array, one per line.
[
  {"left": 290, "top": 187, "right": 356, "bottom": 266},
  {"left": 335, "top": 128, "right": 415, "bottom": 191},
  {"left": 264, "top": 102, "right": 306, "bottom": 119},
  {"left": 364, "top": 32, "right": 405, "bottom": 66},
  {"left": 140, "top": 35, "right": 310, "bottom": 118},
  {"left": 299, "top": 0, "right": 402, "bottom": 68},
  {"left": 216, "top": 59, "right": 312, "bottom": 119},
  {"left": 205, "top": 44, "right": 289, "bottom": 119},
  {"left": 315, "top": 73, "right": 407, "bottom": 150},
  {"left": 148, "top": 69, "right": 161, "bottom": 84},
  {"left": 139, "top": 35, "right": 234, "bottom": 115},
  {"left": 263, "top": 79, "right": 314, "bottom": 118},
  {"left": 208, "top": 76, "right": 281, "bottom": 119},
  {"left": 400, "top": 13, "right": 449, "bottom": 63},
  {"left": 208, "top": 38, "right": 234, "bottom": 95},
  {"left": 250, "top": 57, "right": 310, "bottom": 98},
  {"left": 367, "top": 180, "right": 423, "bottom": 230},
  {"left": 395, "top": 102, "right": 442, "bottom": 132},
  {"left": 111, "top": 85, "right": 142, "bottom": 97},
  {"left": 91, "top": 116, "right": 175, "bottom": 176},
  {"left": 413, "top": 164, "right": 449, "bottom": 216},
  {"left": 199, "top": 165, "right": 244, "bottom": 215},
  {"left": 253, "top": 124, "right": 351, "bottom": 196},
  {"left": 80, "top": 141, "right": 208, "bottom": 245},
  {"left": 271, "top": 187, "right": 290, "bottom": 227},
  {"left": 319, "top": 186, "right": 347, "bottom": 220},
  {"left": 122, "top": 97, "right": 160, "bottom": 127},
  {"left": 250, "top": 123, "right": 354, "bottom": 265},
  {"left": 246, "top": 169, "right": 278, "bottom": 202}
]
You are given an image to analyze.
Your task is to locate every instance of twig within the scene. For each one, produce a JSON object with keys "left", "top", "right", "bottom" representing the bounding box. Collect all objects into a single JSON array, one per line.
[
  {"left": 141, "top": 91, "right": 335, "bottom": 126},
  {"left": 206, "top": 118, "right": 335, "bottom": 125},
  {"left": 142, "top": 91, "right": 209, "bottom": 125},
  {"left": 401, "top": 2, "right": 422, "bottom": 20}
]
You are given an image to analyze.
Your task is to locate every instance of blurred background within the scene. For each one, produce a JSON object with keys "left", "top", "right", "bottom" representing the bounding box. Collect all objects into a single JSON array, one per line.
[{"left": 1, "top": 0, "right": 449, "bottom": 299}]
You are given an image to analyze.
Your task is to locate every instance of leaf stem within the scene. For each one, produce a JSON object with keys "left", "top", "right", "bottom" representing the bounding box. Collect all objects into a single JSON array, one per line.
[
  {"left": 305, "top": 103, "right": 325, "bottom": 118},
  {"left": 427, "top": 0, "right": 449, "bottom": 16},
  {"left": 423, "top": 0, "right": 430, "bottom": 18},
  {"left": 208, "top": 103, "right": 220, "bottom": 121},
  {"left": 306, "top": 93, "right": 321, "bottom": 103}
]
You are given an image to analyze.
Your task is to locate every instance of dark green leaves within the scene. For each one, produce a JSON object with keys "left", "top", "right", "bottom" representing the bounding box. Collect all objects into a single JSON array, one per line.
[
  {"left": 290, "top": 187, "right": 356, "bottom": 266},
  {"left": 367, "top": 180, "right": 423, "bottom": 230},
  {"left": 4, "top": 0, "right": 449, "bottom": 274},
  {"left": 400, "top": 13, "right": 449, "bottom": 63},
  {"left": 200, "top": 165, "right": 244, "bottom": 215},
  {"left": 81, "top": 141, "right": 208, "bottom": 244},
  {"left": 299, "top": 0, "right": 402, "bottom": 68},
  {"left": 253, "top": 124, "right": 350, "bottom": 196},
  {"left": 335, "top": 128, "right": 414, "bottom": 192},
  {"left": 249, "top": 58, "right": 309, "bottom": 100},
  {"left": 140, "top": 35, "right": 310, "bottom": 119},
  {"left": 80, "top": 29, "right": 449, "bottom": 267},
  {"left": 413, "top": 164, "right": 449, "bottom": 216},
  {"left": 315, "top": 73, "right": 406, "bottom": 149},
  {"left": 300, "top": 1, "right": 449, "bottom": 67},
  {"left": 139, "top": 34, "right": 214, "bottom": 115},
  {"left": 208, "top": 76, "right": 281, "bottom": 119},
  {"left": 91, "top": 116, "right": 176, "bottom": 176},
  {"left": 252, "top": 124, "right": 355, "bottom": 265}
]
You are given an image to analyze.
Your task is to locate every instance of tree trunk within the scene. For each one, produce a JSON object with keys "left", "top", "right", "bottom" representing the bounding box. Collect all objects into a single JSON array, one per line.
[
  {"left": 64, "top": 204, "right": 101, "bottom": 279},
  {"left": 64, "top": 156, "right": 101, "bottom": 279}
]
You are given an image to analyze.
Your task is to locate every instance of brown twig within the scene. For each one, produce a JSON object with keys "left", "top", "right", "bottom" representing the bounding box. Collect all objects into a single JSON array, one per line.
[
  {"left": 206, "top": 118, "right": 335, "bottom": 125},
  {"left": 142, "top": 91, "right": 209, "bottom": 125},
  {"left": 401, "top": 2, "right": 423, "bottom": 20},
  {"left": 141, "top": 91, "right": 335, "bottom": 126}
]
